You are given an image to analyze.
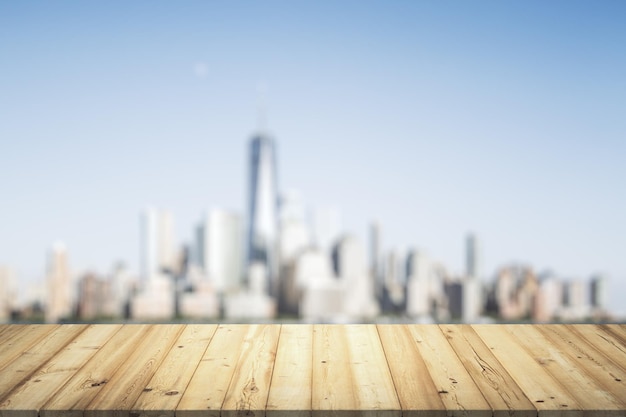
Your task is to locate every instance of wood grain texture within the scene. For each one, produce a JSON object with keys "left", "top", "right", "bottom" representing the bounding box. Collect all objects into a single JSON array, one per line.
[
  {"left": 407, "top": 325, "right": 492, "bottom": 417},
  {"left": 536, "top": 325, "right": 626, "bottom": 406},
  {"left": 176, "top": 325, "right": 250, "bottom": 417},
  {"left": 312, "top": 325, "right": 401, "bottom": 417},
  {"left": 567, "top": 325, "right": 626, "bottom": 373},
  {"left": 131, "top": 325, "right": 217, "bottom": 417},
  {"left": 0, "top": 325, "right": 60, "bottom": 371},
  {"left": 602, "top": 324, "right": 626, "bottom": 342},
  {"left": 473, "top": 324, "right": 584, "bottom": 417},
  {"left": 221, "top": 325, "right": 280, "bottom": 417},
  {"left": 312, "top": 325, "right": 354, "bottom": 417},
  {"left": 342, "top": 325, "right": 400, "bottom": 417},
  {"left": 40, "top": 325, "right": 152, "bottom": 417},
  {"left": 377, "top": 325, "right": 446, "bottom": 417},
  {"left": 439, "top": 324, "right": 536, "bottom": 417},
  {"left": 0, "top": 325, "right": 121, "bottom": 417},
  {"left": 505, "top": 325, "right": 625, "bottom": 415},
  {"left": 0, "top": 325, "right": 27, "bottom": 341},
  {"left": 0, "top": 325, "right": 86, "bottom": 401},
  {"left": 84, "top": 325, "right": 184, "bottom": 417},
  {"left": 0, "top": 324, "right": 623, "bottom": 417},
  {"left": 266, "top": 325, "right": 312, "bottom": 417}
]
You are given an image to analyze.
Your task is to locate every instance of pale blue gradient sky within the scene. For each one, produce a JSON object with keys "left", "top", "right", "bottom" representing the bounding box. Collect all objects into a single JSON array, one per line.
[{"left": 1, "top": 1, "right": 625, "bottom": 314}]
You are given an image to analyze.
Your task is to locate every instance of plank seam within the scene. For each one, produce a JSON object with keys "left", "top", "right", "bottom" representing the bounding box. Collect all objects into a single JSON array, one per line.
[
  {"left": 442, "top": 325, "right": 535, "bottom": 417},
  {"left": 218, "top": 325, "right": 255, "bottom": 416},
  {"left": 166, "top": 325, "right": 219, "bottom": 417},
  {"left": 599, "top": 325, "right": 626, "bottom": 346},
  {"left": 31, "top": 325, "right": 125, "bottom": 417},
  {"left": 535, "top": 325, "right": 626, "bottom": 409},
  {"left": 0, "top": 324, "right": 89, "bottom": 404},
  {"left": 37, "top": 324, "right": 131, "bottom": 417},
  {"left": 503, "top": 325, "right": 588, "bottom": 411},
  {"left": 0, "top": 325, "right": 61, "bottom": 373},
  {"left": 567, "top": 325, "right": 626, "bottom": 374},
  {"left": 263, "top": 324, "right": 282, "bottom": 416},
  {"left": 83, "top": 324, "right": 188, "bottom": 414},
  {"left": 375, "top": 324, "right": 404, "bottom": 417}
]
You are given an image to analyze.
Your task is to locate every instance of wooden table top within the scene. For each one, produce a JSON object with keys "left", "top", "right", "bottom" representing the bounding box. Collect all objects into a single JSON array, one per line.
[{"left": 0, "top": 324, "right": 624, "bottom": 417}]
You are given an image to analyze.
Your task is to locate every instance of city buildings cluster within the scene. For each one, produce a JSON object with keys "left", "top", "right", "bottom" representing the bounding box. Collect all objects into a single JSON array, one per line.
[{"left": 0, "top": 130, "right": 612, "bottom": 323}]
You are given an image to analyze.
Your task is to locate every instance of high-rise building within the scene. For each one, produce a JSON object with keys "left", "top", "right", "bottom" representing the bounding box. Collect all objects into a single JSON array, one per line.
[
  {"left": 561, "top": 279, "right": 589, "bottom": 320},
  {"left": 406, "top": 250, "right": 430, "bottom": 317},
  {"left": 445, "top": 276, "right": 481, "bottom": 323},
  {"left": 369, "top": 222, "right": 382, "bottom": 299},
  {"left": 247, "top": 133, "right": 278, "bottom": 296},
  {"left": 140, "top": 207, "right": 175, "bottom": 283},
  {"left": 466, "top": 233, "right": 481, "bottom": 280},
  {"left": 381, "top": 249, "right": 405, "bottom": 312},
  {"left": 534, "top": 272, "right": 562, "bottom": 322},
  {"left": 0, "top": 266, "right": 16, "bottom": 322},
  {"left": 590, "top": 275, "right": 606, "bottom": 310},
  {"left": 200, "top": 209, "right": 243, "bottom": 294},
  {"left": 277, "top": 190, "right": 311, "bottom": 314},
  {"left": 107, "top": 262, "right": 135, "bottom": 318},
  {"left": 224, "top": 261, "right": 276, "bottom": 319},
  {"left": 45, "top": 242, "right": 73, "bottom": 323},
  {"left": 77, "top": 273, "right": 112, "bottom": 321},
  {"left": 278, "top": 190, "right": 310, "bottom": 264},
  {"left": 333, "top": 235, "right": 379, "bottom": 319}
]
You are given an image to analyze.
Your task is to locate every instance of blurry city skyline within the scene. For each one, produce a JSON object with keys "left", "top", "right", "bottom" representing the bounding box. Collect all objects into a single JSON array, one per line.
[{"left": 1, "top": 1, "right": 625, "bottom": 316}]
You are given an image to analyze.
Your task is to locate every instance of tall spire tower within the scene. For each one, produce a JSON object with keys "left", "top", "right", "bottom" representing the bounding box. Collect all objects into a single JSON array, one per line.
[{"left": 247, "top": 90, "right": 278, "bottom": 296}]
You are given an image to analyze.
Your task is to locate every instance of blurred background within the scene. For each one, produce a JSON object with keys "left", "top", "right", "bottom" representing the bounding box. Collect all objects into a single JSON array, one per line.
[{"left": 0, "top": 1, "right": 624, "bottom": 323}]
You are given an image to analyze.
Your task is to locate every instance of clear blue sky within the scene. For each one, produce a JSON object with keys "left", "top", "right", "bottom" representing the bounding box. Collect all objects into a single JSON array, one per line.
[{"left": 1, "top": 1, "right": 625, "bottom": 314}]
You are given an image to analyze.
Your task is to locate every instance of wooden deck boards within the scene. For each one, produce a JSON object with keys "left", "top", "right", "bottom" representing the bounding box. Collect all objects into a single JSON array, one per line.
[{"left": 0, "top": 324, "right": 624, "bottom": 417}]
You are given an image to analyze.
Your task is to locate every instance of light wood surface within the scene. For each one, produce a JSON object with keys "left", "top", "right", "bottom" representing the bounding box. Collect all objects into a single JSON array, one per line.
[
  {"left": 221, "top": 325, "right": 280, "bottom": 417},
  {"left": 0, "top": 324, "right": 624, "bottom": 417},
  {"left": 266, "top": 325, "right": 312, "bottom": 417},
  {"left": 439, "top": 324, "right": 536, "bottom": 417}
]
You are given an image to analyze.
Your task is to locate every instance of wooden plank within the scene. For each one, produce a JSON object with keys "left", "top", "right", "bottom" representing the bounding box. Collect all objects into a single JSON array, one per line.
[
  {"left": 312, "top": 325, "right": 401, "bottom": 417},
  {"left": 342, "top": 325, "right": 401, "bottom": 417},
  {"left": 567, "top": 325, "right": 626, "bottom": 373},
  {"left": 0, "top": 324, "right": 25, "bottom": 340},
  {"left": 536, "top": 325, "right": 626, "bottom": 405},
  {"left": 0, "top": 325, "right": 59, "bottom": 371},
  {"left": 0, "top": 324, "right": 86, "bottom": 400},
  {"left": 221, "top": 324, "right": 281, "bottom": 417},
  {"left": 377, "top": 325, "right": 447, "bottom": 417},
  {"left": 312, "top": 325, "right": 353, "bottom": 417},
  {"left": 439, "top": 324, "right": 536, "bottom": 417},
  {"left": 84, "top": 325, "right": 184, "bottom": 417},
  {"left": 599, "top": 325, "right": 626, "bottom": 346},
  {"left": 606, "top": 324, "right": 626, "bottom": 337},
  {"left": 0, "top": 323, "right": 623, "bottom": 417},
  {"left": 0, "top": 325, "right": 122, "bottom": 417},
  {"left": 0, "top": 325, "right": 28, "bottom": 356},
  {"left": 266, "top": 324, "right": 313, "bottom": 417},
  {"left": 405, "top": 325, "right": 491, "bottom": 417},
  {"left": 40, "top": 324, "right": 152, "bottom": 417},
  {"left": 176, "top": 325, "right": 251, "bottom": 417},
  {"left": 131, "top": 325, "right": 217, "bottom": 417},
  {"left": 473, "top": 325, "right": 583, "bottom": 417},
  {"left": 506, "top": 325, "right": 625, "bottom": 414}
]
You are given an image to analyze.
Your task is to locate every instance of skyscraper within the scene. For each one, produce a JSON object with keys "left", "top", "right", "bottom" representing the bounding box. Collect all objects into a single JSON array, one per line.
[
  {"left": 201, "top": 209, "right": 243, "bottom": 293},
  {"left": 333, "top": 235, "right": 379, "bottom": 319},
  {"left": 0, "top": 266, "right": 16, "bottom": 322},
  {"left": 45, "top": 242, "right": 73, "bottom": 323},
  {"left": 247, "top": 133, "right": 278, "bottom": 295},
  {"left": 466, "top": 233, "right": 481, "bottom": 279},
  {"left": 140, "top": 207, "right": 174, "bottom": 283},
  {"left": 369, "top": 221, "right": 382, "bottom": 299}
]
